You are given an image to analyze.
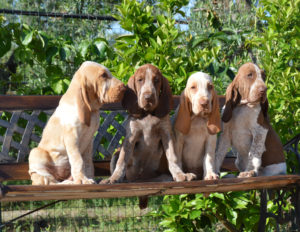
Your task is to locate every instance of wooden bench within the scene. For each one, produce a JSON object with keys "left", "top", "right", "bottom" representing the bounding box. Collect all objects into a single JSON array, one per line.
[{"left": 0, "top": 95, "right": 299, "bottom": 231}]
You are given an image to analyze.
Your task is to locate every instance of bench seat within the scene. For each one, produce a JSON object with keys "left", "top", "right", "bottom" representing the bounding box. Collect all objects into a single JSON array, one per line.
[{"left": 1, "top": 175, "right": 299, "bottom": 202}]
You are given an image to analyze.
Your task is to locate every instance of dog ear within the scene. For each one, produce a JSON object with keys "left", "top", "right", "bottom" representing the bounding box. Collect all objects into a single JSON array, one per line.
[
  {"left": 261, "top": 98, "right": 268, "bottom": 118},
  {"left": 174, "top": 90, "right": 192, "bottom": 134},
  {"left": 122, "top": 75, "right": 142, "bottom": 116},
  {"left": 207, "top": 88, "right": 221, "bottom": 134},
  {"left": 75, "top": 70, "right": 92, "bottom": 127},
  {"left": 222, "top": 78, "right": 240, "bottom": 123},
  {"left": 257, "top": 99, "right": 270, "bottom": 127},
  {"left": 127, "top": 74, "right": 136, "bottom": 93},
  {"left": 154, "top": 75, "right": 173, "bottom": 118},
  {"left": 260, "top": 98, "right": 270, "bottom": 124}
]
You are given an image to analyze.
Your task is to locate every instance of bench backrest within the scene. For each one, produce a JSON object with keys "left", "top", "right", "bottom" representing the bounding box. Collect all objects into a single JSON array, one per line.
[
  {"left": 0, "top": 95, "right": 225, "bottom": 164},
  {"left": 1, "top": 96, "right": 299, "bottom": 181}
]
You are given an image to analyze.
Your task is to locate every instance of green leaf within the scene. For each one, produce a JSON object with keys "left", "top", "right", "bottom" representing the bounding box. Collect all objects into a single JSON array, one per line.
[
  {"left": 0, "top": 27, "right": 11, "bottom": 57},
  {"left": 157, "top": 36, "right": 162, "bottom": 46},
  {"left": 79, "top": 40, "right": 90, "bottom": 57},
  {"left": 192, "top": 36, "right": 208, "bottom": 48},
  {"left": 189, "top": 210, "right": 201, "bottom": 220},
  {"left": 46, "top": 46, "right": 58, "bottom": 63},
  {"left": 22, "top": 31, "right": 33, "bottom": 45},
  {"left": 94, "top": 40, "right": 107, "bottom": 56},
  {"left": 116, "top": 34, "right": 136, "bottom": 44},
  {"left": 59, "top": 47, "right": 66, "bottom": 61},
  {"left": 51, "top": 79, "right": 63, "bottom": 94},
  {"left": 156, "top": 15, "right": 166, "bottom": 24},
  {"left": 46, "top": 65, "right": 63, "bottom": 78},
  {"left": 37, "top": 32, "right": 45, "bottom": 47}
]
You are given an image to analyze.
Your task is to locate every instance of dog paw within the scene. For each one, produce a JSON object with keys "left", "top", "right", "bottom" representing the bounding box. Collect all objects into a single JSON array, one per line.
[
  {"left": 82, "top": 178, "right": 96, "bottom": 184},
  {"left": 204, "top": 172, "right": 219, "bottom": 180},
  {"left": 238, "top": 170, "right": 256, "bottom": 178},
  {"left": 174, "top": 172, "right": 196, "bottom": 182},
  {"left": 74, "top": 177, "right": 95, "bottom": 184},
  {"left": 59, "top": 179, "right": 74, "bottom": 185},
  {"left": 100, "top": 178, "right": 115, "bottom": 184},
  {"left": 185, "top": 173, "right": 197, "bottom": 181}
]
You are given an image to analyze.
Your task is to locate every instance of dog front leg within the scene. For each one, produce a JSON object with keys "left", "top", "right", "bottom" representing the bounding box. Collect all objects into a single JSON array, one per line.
[
  {"left": 162, "top": 124, "right": 196, "bottom": 182},
  {"left": 64, "top": 129, "right": 95, "bottom": 184},
  {"left": 215, "top": 123, "right": 232, "bottom": 174},
  {"left": 204, "top": 135, "right": 219, "bottom": 180},
  {"left": 238, "top": 126, "right": 268, "bottom": 178},
  {"left": 101, "top": 133, "right": 137, "bottom": 184},
  {"left": 174, "top": 129, "right": 185, "bottom": 169},
  {"left": 83, "top": 141, "right": 94, "bottom": 179}
]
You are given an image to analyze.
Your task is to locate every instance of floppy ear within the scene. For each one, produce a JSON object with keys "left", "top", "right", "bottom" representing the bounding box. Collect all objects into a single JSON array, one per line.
[
  {"left": 260, "top": 98, "right": 269, "bottom": 119},
  {"left": 154, "top": 75, "right": 173, "bottom": 118},
  {"left": 174, "top": 90, "right": 192, "bottom": 134},
  {"left": 127, "top": 74, "right": 136, "bottom": 92},
  {"left": 257, "top": 99, "right": 270, "bottom": 127},
  {"left": 75, "top": 71, "right": 92, "bottom": 127},
  {"left": 122, "top": 75, "right": 142, "bottom": 116},
  {"left": 222, "top": 79, "right": 240, "bottom": 123},
  {"left": 207, "top": 88, "right": 221, "bottom": 135}
]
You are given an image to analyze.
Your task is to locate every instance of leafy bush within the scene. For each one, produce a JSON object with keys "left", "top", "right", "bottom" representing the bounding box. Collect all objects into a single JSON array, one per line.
[
  {"left": 0, "top": 0, "right": 299, "bottom": 231},
  {"left": 0, "top": 0, "right": 239, "bottom": 95}
]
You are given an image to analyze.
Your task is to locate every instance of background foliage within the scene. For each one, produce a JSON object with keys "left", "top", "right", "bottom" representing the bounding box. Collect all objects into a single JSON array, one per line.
[{"left": 0, "top": 0, "right": 299, "bottom": 231}]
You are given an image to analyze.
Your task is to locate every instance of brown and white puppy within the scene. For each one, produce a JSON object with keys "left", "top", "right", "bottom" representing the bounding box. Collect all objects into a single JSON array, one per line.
[
  {"left": 29, "top": 61, "right": 125, "bottom": 185},
  {"left": 174, "top": 72, "right": 221, "bottom": 180},
  {"left": 215, "top": 62, "right": 286, "bottom": 177},
  {"left": 101, "top": 64, "right": 196, "bottom": 184}
]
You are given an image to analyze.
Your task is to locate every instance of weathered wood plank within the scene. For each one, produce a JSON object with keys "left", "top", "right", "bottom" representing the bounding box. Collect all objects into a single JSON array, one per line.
[
  {"left": 0, "top": 158, "right": 237, "bottom": 181},
  {"left": 0, "top": 161, "right": 111, "bottom": 181},
  {"left": 0, "top": 96, "right": 61, "bottom": 110},
  {"left": 1, "top": 175, "right": 299, "bottom": 202},
  {"left": 0, "top": 95, "right": 226, "bottom": 110}
]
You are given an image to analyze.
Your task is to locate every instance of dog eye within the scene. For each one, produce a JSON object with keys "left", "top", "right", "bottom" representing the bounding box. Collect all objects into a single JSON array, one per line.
[
  {"left": 154, "top": 77, "right": 159, "bottom": 84},
  {"left": 102, "top": 73, "right": 108, "bottom": 79},
  {"left": 138, "top": 78, "right": 143, "bottom": 82},
  {"left": 207, "top": 84, "right": 213, "bottom": 90},
  {"left": 247, "top": 73, "right": 253, "bottom": 78},
  {"left": 190, "top": 86, "right": 196, "bottom": 90}
]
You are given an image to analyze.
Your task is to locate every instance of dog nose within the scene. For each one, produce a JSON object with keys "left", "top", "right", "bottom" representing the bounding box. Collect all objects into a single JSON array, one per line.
[
  {"left": 259, "top": 86, "right": 267, "bottom": 94},
  {"left": 199, "top": 98, "right": 209, "bottom": 108},
  {"left": 144, "top": 93, "right": 153, "bottom": 101}
]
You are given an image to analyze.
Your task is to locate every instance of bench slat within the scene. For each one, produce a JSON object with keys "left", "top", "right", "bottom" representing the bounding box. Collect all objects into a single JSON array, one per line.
[
  {"left": 0, "top": 162, "right": 111, "bottom": 181},
  {"left": 0, "top": 95, "right": 226, "bottom": 110},
  {"left": 0, "top": 158, "right": 238, "bottom": 181},
  {"left": 1, "top": 175, "right": 299, "bottom": 202}
]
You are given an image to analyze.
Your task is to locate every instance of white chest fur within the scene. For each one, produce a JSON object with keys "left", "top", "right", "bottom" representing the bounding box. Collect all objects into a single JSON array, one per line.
[
  {"left": 182, "top": 117, "right": 210, "bottom": 169},
  {"left": 55, "top": 102, "right": 81, "bottom": 127},
  {"left": 229, "top": 104, "right": 268, "bottom": 172}
]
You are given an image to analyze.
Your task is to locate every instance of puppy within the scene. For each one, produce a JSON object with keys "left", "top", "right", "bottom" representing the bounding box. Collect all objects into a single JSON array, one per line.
[
  {"left": 28, "top": 61, "right": 125, "bottom": 185},
  {"left": 101, "top": 64, "right": 196, "bottom": 184},
  {"left": 174, "top": 72, "right": 221, "bottom": 180},
  {"left": 215, "top": 62, "right": 286, "bottom": 177}
]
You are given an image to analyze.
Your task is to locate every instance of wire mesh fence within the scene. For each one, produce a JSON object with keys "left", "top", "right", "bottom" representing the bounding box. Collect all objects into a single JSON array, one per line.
[{"left": 1, "top": 197, "right": 164, "bottom": 231}]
